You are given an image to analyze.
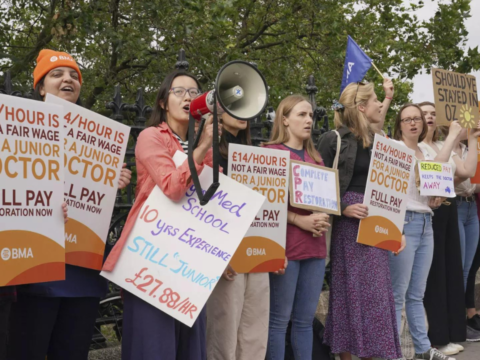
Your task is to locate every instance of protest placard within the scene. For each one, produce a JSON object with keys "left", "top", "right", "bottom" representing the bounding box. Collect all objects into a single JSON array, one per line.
[
  {"left": 357, "top": 135, "right": 415, "bottom": 252},
  {"left": 0, "top": 95, "right": 65, "bottom": 286},
  {"left": 418, "top": 161, "right": 455, "bottom": 198},
  {"left": 46, "top": 94, "right": 131, "bottom": 270},
  {"left": 289, "top": 160, "right": 340, "bottom": 216},
  {"left": 101, "top": 151, "right": 265, "bottom": 326},
  {"left": 432, "top": 68, "right": 479, "bottom": 128},
  {"left": 227, "top": 144, "right": 289, "bottom": 273}
]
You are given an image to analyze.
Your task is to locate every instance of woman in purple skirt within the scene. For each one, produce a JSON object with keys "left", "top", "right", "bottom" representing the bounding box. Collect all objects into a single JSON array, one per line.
[{"left": 317, "top": 81, "right": 402, "bottom": 360}]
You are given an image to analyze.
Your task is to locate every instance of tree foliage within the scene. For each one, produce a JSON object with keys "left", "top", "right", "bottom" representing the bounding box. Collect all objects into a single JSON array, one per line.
[{"left": 1, "top": 0, "right": 479, "bottom": 125}]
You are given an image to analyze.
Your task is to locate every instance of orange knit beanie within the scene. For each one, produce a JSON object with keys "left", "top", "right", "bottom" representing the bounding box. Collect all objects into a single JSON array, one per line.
[{"left": 33, "top": 49, "right": 82, "bottom": 88}]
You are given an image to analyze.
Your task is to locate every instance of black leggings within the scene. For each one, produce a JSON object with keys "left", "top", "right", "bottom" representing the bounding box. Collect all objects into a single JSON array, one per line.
[
  {"left": 466, "top": 232, "right": 480, "bottom": 309},
  {"left": 7, "top": 294, "right": 99, "bottom": 360},
  {"left": 0, "top": 300, "right": 12, "bottom": 360}
]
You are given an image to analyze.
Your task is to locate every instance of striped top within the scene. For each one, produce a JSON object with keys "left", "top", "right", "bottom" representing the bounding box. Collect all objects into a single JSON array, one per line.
[{"left": 173, "top": 133, "right": 189, "bottom": 154}]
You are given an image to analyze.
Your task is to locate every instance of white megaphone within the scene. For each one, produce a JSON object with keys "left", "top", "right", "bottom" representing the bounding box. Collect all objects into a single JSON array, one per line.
[
  {"left": 189, "top": 61, "right": 268, "bottom": 121},
  {"left": 187, "top": 61, "right": 269, "bottom": 206}
]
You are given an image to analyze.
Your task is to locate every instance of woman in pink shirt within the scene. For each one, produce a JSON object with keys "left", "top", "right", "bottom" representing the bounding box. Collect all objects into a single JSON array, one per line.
[
  {"left": 103, "top": 69, "right": 219, "bottom": 360},
  {"left": 263, "top": 95, "right": 330, "bottom": 360}
]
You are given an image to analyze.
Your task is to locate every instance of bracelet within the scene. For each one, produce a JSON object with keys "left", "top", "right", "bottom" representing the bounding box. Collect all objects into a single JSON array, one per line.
[
  {"left": 385, "top": 96, "right": 393, "bottom": 100},
  {"left": 292, "top": 213, "right": 297, "bottom": 225}
]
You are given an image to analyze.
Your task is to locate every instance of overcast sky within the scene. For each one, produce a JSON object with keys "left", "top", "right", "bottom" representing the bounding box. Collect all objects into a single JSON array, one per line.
[{"left": 410, "top": 0, "right": 480, "bottom": 102}]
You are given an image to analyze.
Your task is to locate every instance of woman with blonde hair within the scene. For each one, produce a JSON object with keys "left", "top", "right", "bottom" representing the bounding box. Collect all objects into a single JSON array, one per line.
[
  {"left": 317, "top": 82, "right": 402, "bottom": 360},
  {"left": 263, "top": 95, "right": 330, "bottom": 360}
]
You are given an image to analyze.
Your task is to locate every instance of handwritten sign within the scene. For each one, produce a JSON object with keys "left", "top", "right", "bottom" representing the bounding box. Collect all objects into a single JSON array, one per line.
[
  {"left": 46, "top": 94, "right": 131, "bottom": 270},
  {"left": 418, "top": 161, "right": 455, "bottom": 198},
  {"left": 227, "top": 144, "right": 289, "bottom": 273},
  {"left": 101, "top": 152, "right": 265, "bottom": 326},
  {"left": 289, "top": 160, "right": 340, "bottom": 215},
  {"left": 432, "top": 68, "right": 479, "bottom": 128},
  {"left": 357, "top": 135, "right": 415, "bottom": 251},
  {"left": 0, "top": 95, "right": 65, "bottom": 286}
]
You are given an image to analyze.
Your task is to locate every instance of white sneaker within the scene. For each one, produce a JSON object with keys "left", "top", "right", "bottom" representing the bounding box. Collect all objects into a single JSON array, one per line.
[
  {"left": 450, "top": 343, "right": 464, "bottom": 352},
  {"left": 436, "top": 343, "right": 460, "bottom": 356}
]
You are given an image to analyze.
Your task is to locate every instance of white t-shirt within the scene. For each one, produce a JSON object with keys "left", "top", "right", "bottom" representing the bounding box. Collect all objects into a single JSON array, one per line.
[
  {"left": 395, "top": 140, "right": 433, "bottom": 214},
  {"left": 454, "top": 143, "right": 476, "bottom": 197}
]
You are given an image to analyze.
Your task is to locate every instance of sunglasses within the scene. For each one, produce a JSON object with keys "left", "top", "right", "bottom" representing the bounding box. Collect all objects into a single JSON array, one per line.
[{"left": 354, "top": 81, "right": 368, "bottom": 105}]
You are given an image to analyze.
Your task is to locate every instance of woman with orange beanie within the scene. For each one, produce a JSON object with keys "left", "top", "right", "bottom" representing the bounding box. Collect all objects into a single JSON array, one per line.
[{"left": 6, "top": 49, "right": 131, "bottom": 360}]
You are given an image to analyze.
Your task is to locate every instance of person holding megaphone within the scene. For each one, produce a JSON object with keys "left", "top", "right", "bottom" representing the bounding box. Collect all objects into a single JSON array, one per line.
[
  {"left": 102, "top": 69, "right": 220, "bottom": 360},
  {"left": 262, "top": 95, "right": 329, "bottom": 360},
  {"left": 206, "top": 111, "right": 278, "bottom": 360}
]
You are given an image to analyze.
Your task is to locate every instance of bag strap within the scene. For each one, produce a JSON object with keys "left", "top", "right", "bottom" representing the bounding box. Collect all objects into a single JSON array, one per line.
[{"left": 332, "top": 130, "right": 341, "bottom": 170}]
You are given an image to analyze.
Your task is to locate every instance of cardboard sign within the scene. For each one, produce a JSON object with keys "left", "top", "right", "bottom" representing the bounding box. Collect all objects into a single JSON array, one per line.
[
  {"left": 357, "top": 135, "right": 415, "bottom": 252},
  {"left": 101, "top": 152, "right": 265, "bottom": 326},
  {"left": 418, "top": 161, "right": 455, "bottom": 198},
  {"left": 46, "top": 94, "right": 131, "bottom": 270},
  {"left": 227, "top": 144, "right": 289, "bottom": 273},
  {"left": 432, "top": 68, "right": 479, "bottom": 128},
  {"left": 289, "top": 160, "right": 340, "bottom": 215},
  {"left": 0, "top": 95, "right": 65, "bottom": 286}
]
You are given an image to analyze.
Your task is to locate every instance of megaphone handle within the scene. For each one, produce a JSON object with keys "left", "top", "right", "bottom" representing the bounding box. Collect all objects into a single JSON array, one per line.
[
  {"left": 192, "top": 117, "right": 206, "bottom": 150},
  {"left": 212, "top": 92, "right": 220, "bottom": 185}
]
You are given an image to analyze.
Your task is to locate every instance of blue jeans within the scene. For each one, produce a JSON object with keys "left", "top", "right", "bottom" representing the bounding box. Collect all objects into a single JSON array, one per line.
[
  {"left": 266, "top": 258, "right": 325, "bottom": 360},
  {"left": 389, "top": 211, "right": 433, "bottom": 354},
  {"left": 456, "top": 199, "right": 479, "bottom": 289}
]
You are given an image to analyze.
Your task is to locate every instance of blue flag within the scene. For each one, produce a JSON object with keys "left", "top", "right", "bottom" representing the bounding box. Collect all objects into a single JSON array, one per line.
[{"left": 340, "top": 36, "right": 372, "bottom": 94}]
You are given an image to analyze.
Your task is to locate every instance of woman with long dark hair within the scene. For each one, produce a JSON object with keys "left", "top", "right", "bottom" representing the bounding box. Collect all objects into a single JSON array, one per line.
[{"left": 103, "top": 69, "right": 220, "bottom": 360}]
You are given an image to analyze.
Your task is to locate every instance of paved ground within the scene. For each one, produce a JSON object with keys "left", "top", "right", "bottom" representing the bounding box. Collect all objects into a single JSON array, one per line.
[{"left": 454, "top": 341, "right": 480, "bottom": 360}]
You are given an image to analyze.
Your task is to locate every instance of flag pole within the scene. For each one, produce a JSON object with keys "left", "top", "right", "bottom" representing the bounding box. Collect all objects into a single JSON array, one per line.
[{"left": 371, "top": 62, "right": 384, "bottom": 79}]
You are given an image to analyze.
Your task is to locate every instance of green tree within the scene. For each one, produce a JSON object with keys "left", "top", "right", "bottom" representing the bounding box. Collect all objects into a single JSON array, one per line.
[{"left": 1, "top": 0, "right": 479, "bottom": 127}]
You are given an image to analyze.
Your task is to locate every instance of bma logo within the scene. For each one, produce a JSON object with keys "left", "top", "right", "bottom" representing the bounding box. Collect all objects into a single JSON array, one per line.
[
  {"left": 346, "top": 62, "right": 355, "bottom": 82},
  {"left": 246, "top": 248, "right": 266, "bottom": 256},
  {"left": 1, "top": 247, "right": 33, "bottom": 261},
  {"left": 50, "top": 56, "right": 58, "bottom": 62}
]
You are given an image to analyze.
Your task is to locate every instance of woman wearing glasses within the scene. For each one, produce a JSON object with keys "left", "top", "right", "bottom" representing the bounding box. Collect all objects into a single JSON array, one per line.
[
  {"left": 418, "top": 102, "right": 480, "bottom": 352},
  {"left": 317, "top": 82, "right": 402, "bottom": 360},
  {"left": 389, "top": 104, "right": 469, "bottom": 360},
  {"left": 103, "top": 69, "right": 220, "bottom": 360}
]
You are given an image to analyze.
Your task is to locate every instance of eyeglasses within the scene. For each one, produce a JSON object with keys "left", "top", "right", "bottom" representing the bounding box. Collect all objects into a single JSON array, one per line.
[
  {"left": 354, "top": 81, "right": 367, "bottom": 105},
  {"left": 169, "top": 87, "right": 201, "bottom": 98},
  {"left": 400, "top": 117, "right": 423, "bottom": 124}
]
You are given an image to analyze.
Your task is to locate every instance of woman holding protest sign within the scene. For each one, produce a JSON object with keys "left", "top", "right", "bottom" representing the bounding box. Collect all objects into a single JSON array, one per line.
[
  {"left": 260, "top": 95, "right": 328, "bottom": 360},
  {"left": 317, "top": 82, "right": 402, "bottom": 360},
  {"left": 419, "top": 101, "right": 480, "bottom": 350},
  {"left": 206, "top": 112, "right": 274, "bottom": 360},
  {"left": 102, "top": 69, "right": 220, "bottom": 360},
  {"left": 7, "top": 49, "right": 132, "bottom": 360},
  {"left": 391, "top": 103, "right": 467, "bottom": 360}
]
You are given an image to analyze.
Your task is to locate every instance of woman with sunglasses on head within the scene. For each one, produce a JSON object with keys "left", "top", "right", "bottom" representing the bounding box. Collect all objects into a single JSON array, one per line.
[
  {"left": 206, "top": 113, "right": 273, "bottom": 360},
  {"left": 7, "top": 49, "right": 131, "bottom": 360},
  {"left": 102, "top": 69, "right": 220, "bottom": 360},
  {"left": 262, "top": 95, "right": 329, "bottom": 360},
  {"left": 317, "top": 81, "right": 403, "bottom": 360},
  {"left": 389, "top": 104, "right": 468, "bottom": 360},
  {"left": 418, "top": 101, "right": 480, "bottom": 351}
]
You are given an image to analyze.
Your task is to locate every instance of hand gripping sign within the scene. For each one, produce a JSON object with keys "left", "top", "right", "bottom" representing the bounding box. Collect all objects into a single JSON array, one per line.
[
  {"left": 357, "top": 135, "right": 415, "bottom": 251},
  {"left": 101, "top": 152, "right": 265, "bottom": 326},
  {"left": 0, "top": 95, "right": 65, "bottom": 286},
  {"left": 46, "top": 94, "right": 131, "bottom": 270},
  {"left": 228, "top": 144, "right": 290, "bottom": 273}
]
